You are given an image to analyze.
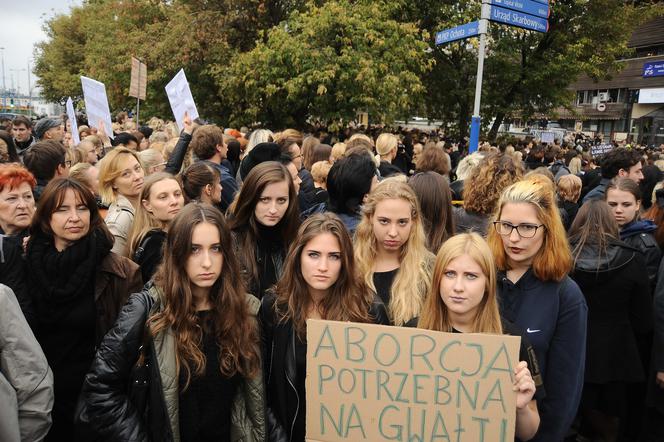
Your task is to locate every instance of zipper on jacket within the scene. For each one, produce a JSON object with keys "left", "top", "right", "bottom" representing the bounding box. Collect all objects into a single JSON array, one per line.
[{"left": 285, "top": 331, "right": 300, "bottom": 442}]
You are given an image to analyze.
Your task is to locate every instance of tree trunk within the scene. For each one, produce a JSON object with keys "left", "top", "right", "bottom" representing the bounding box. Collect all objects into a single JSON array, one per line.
[{"left": 488, "top": 111, "right": 505, "bottom": 141}]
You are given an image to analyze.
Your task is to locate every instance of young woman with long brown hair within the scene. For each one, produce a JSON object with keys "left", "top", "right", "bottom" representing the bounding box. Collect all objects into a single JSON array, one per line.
[
  {"left": 77, "top": 203, "right": 265, "bottom": 441},
  {"left": 260, "top": 212, "right": 388, "bottom": 442},
  {"left": 354, "top": 179, "right": 433, "bottom": 326},
  {"left": 408, "top": 171, "right": 455, "bottom": 253},
  {"left": 488, "top": 176, "right": 587, "bottom": 441},
  {"left": 229, "top": 161, "right": 300, "bottom": 299},
  {"left": 415, "top": 233, "right": 541, "bottom": 441}
]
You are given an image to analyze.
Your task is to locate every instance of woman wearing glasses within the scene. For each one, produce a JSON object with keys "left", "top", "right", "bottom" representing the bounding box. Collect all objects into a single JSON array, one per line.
[{"left": 488, "top": 175, "right": 587, "bottom": 442}]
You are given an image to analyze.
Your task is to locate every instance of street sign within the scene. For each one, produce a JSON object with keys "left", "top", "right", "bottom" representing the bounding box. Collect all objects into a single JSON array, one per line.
[
  {"left": 435, "top": 21, "right": 481, "bottom": 45},
  {"left": 489, "top": 5, "right": 548, "bottom": 32},
  {"left": 531, "top": 0, "right": 549, "bottom": 4},
  {"left": 490, "top": 0, "right": 549, "bottom": 19},
  {"left": 643, "top": 60, "right": 664, "bottom": 78}
]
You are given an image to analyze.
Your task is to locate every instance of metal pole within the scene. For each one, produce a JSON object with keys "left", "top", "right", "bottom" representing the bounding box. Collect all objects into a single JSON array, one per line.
[
  {"left": 469, "top": 1, "right": 490, "bottom": 153},
  {"left": 27, "top": 60, "right": 32, "bottom": 117},
  {"left": 0, "top": 47, "right": 5, "bottom": 111},
  {"left": 135, "top": 59, "right": 141, "bottom": 128}
]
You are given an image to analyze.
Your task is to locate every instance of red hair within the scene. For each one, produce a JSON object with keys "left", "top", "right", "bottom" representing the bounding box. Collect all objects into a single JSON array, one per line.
[{"left": 0, "top": 163, "right": 37, "bottom": 193}]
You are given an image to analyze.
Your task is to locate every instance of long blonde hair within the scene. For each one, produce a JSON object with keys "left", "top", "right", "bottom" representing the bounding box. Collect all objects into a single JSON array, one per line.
[
  {"left": 354, "top": 180, "right": 433, "bottom": 325},
  {"left": 127, "top": 172, "right": 181, "bottom": 258},
  {"left": 419, "top": 233, "right": 503, "bottom": 334}
]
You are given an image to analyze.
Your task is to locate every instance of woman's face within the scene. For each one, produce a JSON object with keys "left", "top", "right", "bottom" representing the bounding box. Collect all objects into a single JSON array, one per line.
[
  {"left": 606, "top": 188, "right": 640, "bottom": 227},
  {"left": 85, "top": 166, "right": 100, "bottom": 196},
  {"left": 371, "top": 198, "right": 413, "bottom": 253},
  {"left": 142, "top": 178, "right": 185, "bottom": 223},
  {"left": 300, "top": 232, "right": 342, "bottom": 298},
  {"left": 50, "top": 188, "right": 90, "bottom": 251},
  {"left": 0, "top": 182, "right": 35, "bottom": 235},
  {"left": 254, "top": 180, "right": 290, "bottom": 227},
  {"left": 497, "top": 202, "right": 545, "bottom": 269},
  {"left": 112, "top": 154, "right": 144, "bottom": 199},
  {"left": 186, "top": 222, "right": 223, "bottom": 295},
  {"left": 439, "top": 253, "right": 487, "bottom": 326}
]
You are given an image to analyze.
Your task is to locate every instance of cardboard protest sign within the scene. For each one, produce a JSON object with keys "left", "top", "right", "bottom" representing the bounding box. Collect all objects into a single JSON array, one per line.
[
  {"left": 590, "top": 143, "right": 613, "bottom": 158},
  {"left": 130, "top": 57, "right": 147, "bottom": 100},
  {"left": 306, "top": 320, "right": 520, "bottom": 442},
  {"left": 80, "top": 76, "right": 114, "bottom": 139},
  {"left": 65, "top": 97, "right": 80, "bottom": 145},
  {"left": 165, "top": 69, "right": 199, "bottom": 131}
]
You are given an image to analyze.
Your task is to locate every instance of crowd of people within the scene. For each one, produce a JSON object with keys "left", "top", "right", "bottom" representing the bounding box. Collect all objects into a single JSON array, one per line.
[{"left": 0, "top": 110, "right": 663, "bottom": 442}]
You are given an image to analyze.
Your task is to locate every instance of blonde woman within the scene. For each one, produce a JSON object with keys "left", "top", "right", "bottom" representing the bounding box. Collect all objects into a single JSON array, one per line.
[
  {"left": 375, "top": 133, "right": 402, "bottom": 177},
  {"left": 98, "top": 147, "right": 145, "bottom": 256},
  {"left": 354, "top": 180, "right": 433, "bottom": 325},
  {"left": 415, "top": 233, "right": 541, "bottom": 441}
]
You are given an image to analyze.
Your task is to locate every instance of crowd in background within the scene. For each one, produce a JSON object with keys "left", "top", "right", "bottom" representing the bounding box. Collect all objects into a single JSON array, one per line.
[{"left": 0, "top": 110, "right": 663, "bottom": 442}]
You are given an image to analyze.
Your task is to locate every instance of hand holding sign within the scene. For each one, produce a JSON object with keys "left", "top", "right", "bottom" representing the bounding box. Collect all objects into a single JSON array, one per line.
[{"left": 165, "top": 69, "right": 199, "bottom": 131}]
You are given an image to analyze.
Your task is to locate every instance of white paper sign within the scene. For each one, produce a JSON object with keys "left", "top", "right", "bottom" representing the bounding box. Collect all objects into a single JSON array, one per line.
[
  {"left": 81, "top": 76, "right": 114, "bottom": 139},
  {"left": 165, "top": 69, "right": 199, "bottom": 131},
  {"left": 65, "top": 97, "right": 81, "bottom": 145},
  {"left": 540, "top": 131, "right": 555, "bottom": 144}
]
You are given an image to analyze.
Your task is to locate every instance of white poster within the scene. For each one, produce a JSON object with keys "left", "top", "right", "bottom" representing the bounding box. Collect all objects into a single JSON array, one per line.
[
  {"left": 66, "top": 97, "right": 81, "bottom": 145},
  {"left": 80, "top": 76, "right": 114, "bottom": 139},
  {"left": 165, "top": 69, "right": 199, "bottom": 131},
  {"left": 638, "top": 88, "right": 664, "bottom": 104},
  {"left": 540, "top": 131, "right": 555, "bottom": 144}
]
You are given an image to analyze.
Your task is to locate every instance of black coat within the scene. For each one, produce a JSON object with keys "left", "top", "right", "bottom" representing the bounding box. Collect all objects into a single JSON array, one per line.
[
  {"left": 570, "top": 239, "right": 652, "bottom": 383},
  {"left": 259, "top": 293, "right": 389, "bottom": 442},
  {"left": 648, "top": 258, "right": 664, "bottom": 412}
]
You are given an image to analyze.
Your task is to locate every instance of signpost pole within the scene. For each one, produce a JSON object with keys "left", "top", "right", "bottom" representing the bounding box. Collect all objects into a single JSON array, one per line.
[
  {"left": 469, "top": 2, "right": 490, "bottom": 153},
  {"left": 136, "top": 62, "right": 141, "bottom": 128}
]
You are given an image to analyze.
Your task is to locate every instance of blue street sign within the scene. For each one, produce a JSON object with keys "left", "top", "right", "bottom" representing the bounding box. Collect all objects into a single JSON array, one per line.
[
  {"left": 490, "top": 0, "right": 549, "bottom": 19},
  {"left": 643, "top": 61, "right": 664, "bottom": 78},
  {"left": 531, "top": 0, "right": 549, "bottom": 4},
  {"left": 435, "top": 21, "right": 480, "bottom": 45},
  {"left": 489, "top": 5, "right": 548, "bottom": 32}
]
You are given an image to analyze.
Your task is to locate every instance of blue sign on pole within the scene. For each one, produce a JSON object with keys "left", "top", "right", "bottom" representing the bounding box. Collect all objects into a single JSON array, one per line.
[
  {"left": 643, "top": 61, "right": 664, "bottom": 78},
  {"left": 489, "top": 5, "right": 548, "bottom": 32},
  {"left": 531, "top": 0, "right": 549, "bottom": 4},
  {"left": 435, "top": 21, "right": 481, "bottom": 45},
  {"left": 490, "top": 0, "right": 549, "bottom": 19},
  {"left": 469, "top": 116, "right": 481, "bottom": 153}
]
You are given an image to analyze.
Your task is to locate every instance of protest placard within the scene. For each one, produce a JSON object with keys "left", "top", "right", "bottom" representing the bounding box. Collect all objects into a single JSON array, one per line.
[
  {"left": 165, "top": 69, "right": 199, "bottom": 131},
  {"left": 81, "top": 76, "right": 114, "bottom": 139},
  {"left": 540, "top": 131, "right": 555, "bottom": 144},
  {"left": 590, "top": 143, "right": 614, "bottom": 158},
  {"left": 65, "top": 97, "right": 80, "bottom": 145},
  {"left": 306, "top": 320, "right": 520, "bottom": 442},
  {"left": 129, "top": 57, "right": 147, "bottom": 100}
]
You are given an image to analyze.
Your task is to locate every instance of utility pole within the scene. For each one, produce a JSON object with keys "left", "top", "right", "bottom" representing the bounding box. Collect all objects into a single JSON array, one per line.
[
  {"left": 0, "top": 47, "right": 5, "bottom": 111},
  {"left": 27, "top": 60, "right": 32, "bottom": 117}
]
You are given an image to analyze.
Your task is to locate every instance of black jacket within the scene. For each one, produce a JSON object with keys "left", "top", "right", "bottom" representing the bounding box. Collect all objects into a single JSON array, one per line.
[
  {"left": 570, "top": 238, "right": 652, "bottom": 383},
  {"left": 620, "top": 220, "right": 662, "bottom": 291},
  {"left": 132, "top": 229, "right": 167, "bottom": 283},
  {"left": 0, "top": 234, "right": 33, "bottom": 328},
  {"left": 648, "top": 258, "right": 664, "bottom": 412},
  {"left": 259, "top": 293, "right": 389, "bottom": 442}
]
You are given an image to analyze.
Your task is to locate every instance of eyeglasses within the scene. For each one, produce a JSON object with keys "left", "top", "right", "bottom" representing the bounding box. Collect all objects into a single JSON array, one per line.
[{"left": 493, "top": 221, "right": 544, "bottom": 238}]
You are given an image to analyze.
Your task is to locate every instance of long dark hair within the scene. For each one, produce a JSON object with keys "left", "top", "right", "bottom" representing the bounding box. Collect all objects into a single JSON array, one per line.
[
  {"left": 568, "top": 200, "right": 620, "bottom": 268},
  {"left": 0, "top": 130, "right": 20, "bottom": 163},
  {"left": 228, "top": 161, "right": 299, "bottom": 282},
  {"left": 29, "top": 177, "right": 112, "bottom": 243},
  {"left": 148, "top": 203, "right": 261, "bottom": 387},
  {"left": 274, "top": 212, "right": 372, "bottom": 338},
  {"left": 408, "top": 172, "right": 455, "bottom": 253}
]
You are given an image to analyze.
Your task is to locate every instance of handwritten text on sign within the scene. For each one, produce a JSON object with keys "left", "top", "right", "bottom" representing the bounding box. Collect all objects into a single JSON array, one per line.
[{"left": 306, "top": 320, "right": 520, "bottom": 442}]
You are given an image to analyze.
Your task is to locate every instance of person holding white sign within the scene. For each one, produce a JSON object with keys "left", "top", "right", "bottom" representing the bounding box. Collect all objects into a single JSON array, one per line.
[
  {"left": 413, "top": 232, "right": 542, "bottom": 441},
  {"left": 260, "top": 212, "right": 389, "bottom": 442}
]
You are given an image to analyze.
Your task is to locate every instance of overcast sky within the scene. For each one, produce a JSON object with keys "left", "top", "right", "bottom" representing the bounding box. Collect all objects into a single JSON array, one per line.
[{"left": 0, "top": 0, "right": 82, "bottom": 95}]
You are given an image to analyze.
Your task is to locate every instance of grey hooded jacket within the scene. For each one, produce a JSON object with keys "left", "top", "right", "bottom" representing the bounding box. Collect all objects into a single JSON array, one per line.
[{"left": 0, "top": 284, "right": 54, "bottom": 442}]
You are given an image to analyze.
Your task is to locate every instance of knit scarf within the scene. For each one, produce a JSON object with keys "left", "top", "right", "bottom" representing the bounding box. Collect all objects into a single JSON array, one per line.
[{"left": 26, "top": 228, "right": 112, "bottom": 308}]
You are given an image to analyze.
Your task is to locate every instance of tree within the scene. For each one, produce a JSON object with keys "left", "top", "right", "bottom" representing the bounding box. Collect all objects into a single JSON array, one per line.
[
  {"left": 390, "top": 0, "right": 662, "bottom": 140},
  {"left": 214, "top": 0, "right": 432, "bottom": 129}
]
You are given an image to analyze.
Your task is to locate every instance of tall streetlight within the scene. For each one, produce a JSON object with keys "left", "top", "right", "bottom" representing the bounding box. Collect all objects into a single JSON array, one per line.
[
  {"left": 27, "top": 59, "right": 32, "bottom": 117},
  {"left": 10, "top": 68, "right": 26, "bottom": 113},
  {"left": 0, "top": 47, "right": 5, "bottom": 110}
]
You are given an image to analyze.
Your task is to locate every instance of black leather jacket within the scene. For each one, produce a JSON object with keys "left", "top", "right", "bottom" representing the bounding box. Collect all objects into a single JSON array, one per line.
[{"left": 259, "top": 293, "right": 389, "bottom": 442}]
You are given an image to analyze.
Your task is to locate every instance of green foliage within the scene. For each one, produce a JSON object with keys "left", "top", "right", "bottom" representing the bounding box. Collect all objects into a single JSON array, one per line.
[
  {"left": 33, "top": 0, "right": 662, "bottom": 134},
  {"left": 214, "top": 0, "right": 432, "bottom": 128}
]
